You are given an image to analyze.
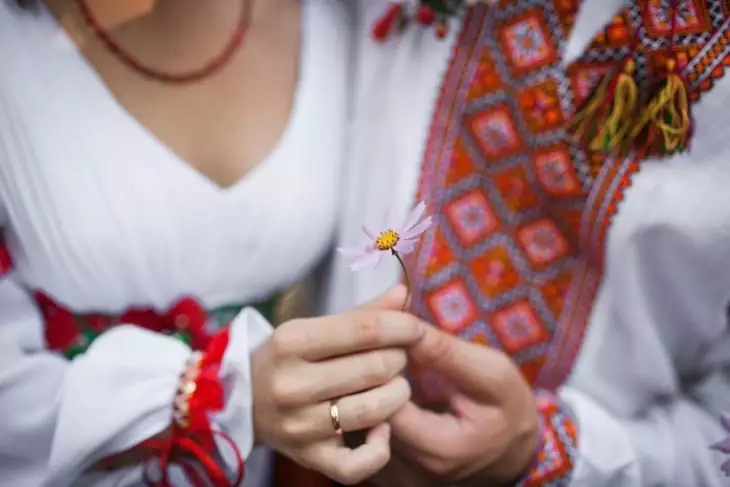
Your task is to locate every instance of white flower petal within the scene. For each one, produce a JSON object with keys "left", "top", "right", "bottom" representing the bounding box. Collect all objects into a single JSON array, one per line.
[
  {"left": 337, "top": 246, "right": 369, "bottom": 259},
  {"left": 401, "top": 216, "right": 433, "bottom": 241},
  {"left": 349, "top": 251, "right": 382, "bottom": 271},
  {"left": 362, "top": 225, "right": 378, "bottom": 241},
  {"left": 394, "top": 240, "right": 417, "bottom": 256},
  {"left": 402, "top": 202, "right": 427, "bottom": 232},
  {"left": 372, "top": 252, "right": 386, "bottom": 269}
]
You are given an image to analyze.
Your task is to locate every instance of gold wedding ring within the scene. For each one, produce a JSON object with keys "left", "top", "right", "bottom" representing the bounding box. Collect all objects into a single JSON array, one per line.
[{"left": 329, "top": 400, "right": 343, "bottom": 435}]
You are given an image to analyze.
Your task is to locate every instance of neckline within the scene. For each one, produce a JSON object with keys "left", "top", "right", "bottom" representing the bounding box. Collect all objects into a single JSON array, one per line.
[{"left": 39, "top": 1, "right": 311, "bottom": 195}]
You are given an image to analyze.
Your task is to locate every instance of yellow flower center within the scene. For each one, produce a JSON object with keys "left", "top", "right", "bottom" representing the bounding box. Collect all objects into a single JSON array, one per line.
[{"left": 375, "top": 229, "right": 400, "bottom": 251}]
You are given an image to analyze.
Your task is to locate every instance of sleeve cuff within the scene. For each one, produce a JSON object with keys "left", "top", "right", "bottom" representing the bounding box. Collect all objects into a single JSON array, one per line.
[
  {"left": 515, "top": 389, "right": 579, "bottom": 487},
  {"left": 558, "top": 387, "right": 641, "bottom": 486},
  {"left": 46, "top": 326, "right": 192, "bottom": 483},
  {"left": 45, "top": 306, "right": 273, "bottom": 485},
  {"left": 215, "top": 307, "right": 273, "bottom": 464}
]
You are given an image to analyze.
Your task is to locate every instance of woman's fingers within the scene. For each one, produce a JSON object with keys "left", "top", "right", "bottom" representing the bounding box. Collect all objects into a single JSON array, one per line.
[
  {"left": 256, "top": 293, "right": 426, "bottom": 483},
  {"left": 308, "top": 348, "right": 408, "bottom": 402},
  {"left": 280, "top": 376, "right": 411, "bottom": 442},
  {"left": 302, "top": 423, "right": 393, "bottom": 485},
  {"left": 334, "top": 376, "right": 411, "bottom": 432},
  {"left": 276, "top": 309, "right": 424, "bottom": 362},
  {"left": 271, "top": 349, "right": 407, "bottom": 407},
  {"left": 408, "top": 325, "right": 516, "bottom": 401}
]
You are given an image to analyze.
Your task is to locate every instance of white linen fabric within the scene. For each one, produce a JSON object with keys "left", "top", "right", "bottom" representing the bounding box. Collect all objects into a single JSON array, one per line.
[
  {"left": 322, "top": 1, "right": 730, "bottom": 485},
  {"left": 0, "top": 1, "right": 350, "bottom": 486}
]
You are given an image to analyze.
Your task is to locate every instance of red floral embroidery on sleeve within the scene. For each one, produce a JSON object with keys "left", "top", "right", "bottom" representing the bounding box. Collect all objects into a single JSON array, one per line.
[
  {"left": 516, "top": 389, "right": 578, "bottom": 487},
  {"left": 0, "top": 240, "right": 12, "bottom": 277},
  {"left": 35, "top": 292, "right": 82, "bottom": 350}
]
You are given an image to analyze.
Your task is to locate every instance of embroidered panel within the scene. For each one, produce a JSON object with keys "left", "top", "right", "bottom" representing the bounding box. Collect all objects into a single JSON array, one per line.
[
  {"left": 36, "top": 294, "right": 278, "bottom": 358},
  {"left": 517, "top": 389, "right": 578, "bottom": 487},
  {"left": 409, "top": 0, "right": 730, "bottom": 401}
]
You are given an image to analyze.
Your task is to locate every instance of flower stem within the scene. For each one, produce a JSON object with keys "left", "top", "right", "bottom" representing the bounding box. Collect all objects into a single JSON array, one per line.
[{"left": 391, "top": 250, "right": 411, "bottom": 311}]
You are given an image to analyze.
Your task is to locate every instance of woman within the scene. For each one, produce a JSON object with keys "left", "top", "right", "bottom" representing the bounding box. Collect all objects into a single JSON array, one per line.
[{"left": 0, "top": 1, "right": 421, "bottom": 486}]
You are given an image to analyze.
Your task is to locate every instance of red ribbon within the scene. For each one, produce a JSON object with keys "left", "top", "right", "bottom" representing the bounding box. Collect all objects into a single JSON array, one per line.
[
  {"left": 140, "top": 429, "right": 244, "bottom": 487},
  {"left": 142, "top": 329, "right": 244, "bottom": 487}
]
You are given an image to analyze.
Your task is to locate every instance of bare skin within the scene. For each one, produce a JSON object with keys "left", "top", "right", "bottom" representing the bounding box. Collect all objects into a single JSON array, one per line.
[{"left": 44, "top": 0, "right": 300, "bottom": 189}]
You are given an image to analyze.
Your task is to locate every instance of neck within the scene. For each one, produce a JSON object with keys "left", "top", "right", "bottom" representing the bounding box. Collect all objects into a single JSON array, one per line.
[
  {"left": 58, "top": 0, "right": 269, "bottom": 35},
  {"left": 151, "top": 0, "right": 274, "bottom": 30},
  {"left": 152, "top": 0, "right": 239, "bottom": 26},
  {"left": 49, "top": 0, "right": 288, "bottom": 67}
]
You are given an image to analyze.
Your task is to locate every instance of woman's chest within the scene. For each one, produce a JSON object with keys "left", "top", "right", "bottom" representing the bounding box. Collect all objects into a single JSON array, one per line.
[
  {"left": 0, "top": 116, "right": 341, "bottom": 311},
  {"left": 77, "top": 13, "right": 304, "bottom": 191},
  {"left": 0, "top": 54, "right": 346, "bottom": 311}
]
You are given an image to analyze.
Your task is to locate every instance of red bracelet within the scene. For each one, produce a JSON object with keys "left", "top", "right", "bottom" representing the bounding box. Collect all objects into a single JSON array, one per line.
[{"left": 141, "top": 328, "right": 245, "bottom": 487}]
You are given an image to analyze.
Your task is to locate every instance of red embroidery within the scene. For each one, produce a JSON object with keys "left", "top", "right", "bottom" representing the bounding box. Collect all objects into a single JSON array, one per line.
[
  {"left": 408, "top": 0, "right": 730, "bottom": 483},
  {"left": 36, "top": 292, "right": 82, "bottom": 351},
  {"left": 35, "top": 291, "right": 213, "bottom": 356},
  {"left": 517, "top": 390, "right": 578, "bottom": 486},
  {"left": 121, "top": 297, "right": 210, "bottom": 349},
  {"left": 412, "top": 0, "right": 730, "bottom": 392},
  {"left": 0, "top": 240, "right": 11, "bottom": 277}
]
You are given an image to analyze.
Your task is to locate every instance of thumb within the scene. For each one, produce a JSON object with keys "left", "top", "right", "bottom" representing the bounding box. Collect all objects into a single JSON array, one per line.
[
  {"left": 409, "top": 325, "right": 506, "bottom": 401},
  {"left": 359, "top": 284, "right": 408, "bottom": 311}
]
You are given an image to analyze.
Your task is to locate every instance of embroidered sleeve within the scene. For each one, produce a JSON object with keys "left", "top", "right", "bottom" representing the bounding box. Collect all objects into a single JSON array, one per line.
[
  {"left": 102, "top": 329, "right": 246, "bottom": 487},
  {"left": 516, "top": 389, "right": 579, "bottom": 487},
  {"left": 0, "top": 238, "right": 249, "bottom": 486}
]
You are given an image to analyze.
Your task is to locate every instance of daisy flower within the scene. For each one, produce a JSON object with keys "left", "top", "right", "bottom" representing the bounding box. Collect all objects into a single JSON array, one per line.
[{"left": 338, "top": 201, "right": 432, "bottom": 308}]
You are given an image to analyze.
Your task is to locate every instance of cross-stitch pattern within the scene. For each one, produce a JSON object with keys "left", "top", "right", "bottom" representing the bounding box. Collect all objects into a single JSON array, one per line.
[{"left": 408, "top": 0, "right": 730, "bottom": 483}]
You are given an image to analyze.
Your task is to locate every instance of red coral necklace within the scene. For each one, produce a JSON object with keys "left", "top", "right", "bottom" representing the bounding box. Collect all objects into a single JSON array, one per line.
[{"left": 75, "top": 0, "right": 252, "bottom": 84}]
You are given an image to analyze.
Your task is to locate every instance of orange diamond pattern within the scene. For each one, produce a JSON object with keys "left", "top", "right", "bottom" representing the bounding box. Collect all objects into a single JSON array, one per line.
[
  {"left": 408, "top": 0, "right": 730, "bottom": 484},
  {"left": 413, "top": 0, "right": 729, "bottom": 397}
]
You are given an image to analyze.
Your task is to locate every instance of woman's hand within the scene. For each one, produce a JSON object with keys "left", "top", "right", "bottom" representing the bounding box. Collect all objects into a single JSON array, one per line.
[
  {"left": 387, "top": 325, "right": 539, "bottom": 486},
  {"left": 251, "top": 286, "right": 423, "bottom": 485}
]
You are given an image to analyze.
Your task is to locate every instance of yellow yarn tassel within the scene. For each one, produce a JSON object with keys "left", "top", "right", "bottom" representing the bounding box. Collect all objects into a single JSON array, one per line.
[
  {"left": 590, "top": 60, "right": 639, "bottom": 152},
  {"left": 566, "top": 60, "right": 639, "bottom": 155},
  {"left": 565, "top": 71, "right": 612, "bottom": 142},
  {"left": 632, "top": 60, "right": 691, "bottom": 156}
]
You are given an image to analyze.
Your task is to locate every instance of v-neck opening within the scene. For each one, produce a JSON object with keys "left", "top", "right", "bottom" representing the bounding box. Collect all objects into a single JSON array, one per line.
[{"left": 40, "top": 0, "right": 311, "bottom": 195}]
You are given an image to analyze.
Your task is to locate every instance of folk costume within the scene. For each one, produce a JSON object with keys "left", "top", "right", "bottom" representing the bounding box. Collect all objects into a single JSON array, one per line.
[
  {"left": 0, "top": 1, "right": 349, "bottom": 485},
  {"left": 322, "top": 0, "right": 730, "bottom": 485}
]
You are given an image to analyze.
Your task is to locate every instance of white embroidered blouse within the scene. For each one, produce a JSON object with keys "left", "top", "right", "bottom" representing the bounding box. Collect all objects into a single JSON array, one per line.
[
  {"left": 324, "top": 0, "right": 730, "bottom": 485},
  {"left": 0, "top": 1, "right": 349, "bottom": 486}
]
